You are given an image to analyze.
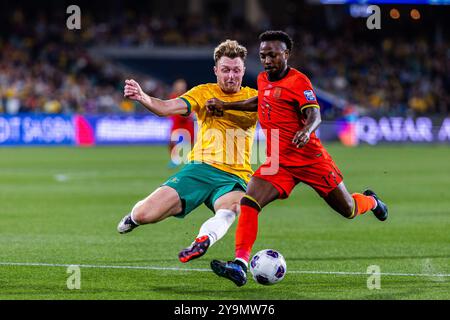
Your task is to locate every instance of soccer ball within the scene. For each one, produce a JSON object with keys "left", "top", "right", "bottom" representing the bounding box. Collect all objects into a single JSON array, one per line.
[{"left": 249, "top": 249, "right": 287, "bottom": 285}]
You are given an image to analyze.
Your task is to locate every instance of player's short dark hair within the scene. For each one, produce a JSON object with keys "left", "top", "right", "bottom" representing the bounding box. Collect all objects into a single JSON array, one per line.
[
  {"left": 214, "top": 40, "right": 248, "bottom": 64},
  {"left": 259, "top": 30, "right": 294, "bottom": 52}
]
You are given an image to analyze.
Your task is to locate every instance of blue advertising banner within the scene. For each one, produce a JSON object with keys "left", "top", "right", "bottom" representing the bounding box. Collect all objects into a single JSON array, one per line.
[
  {"left": 355, "top": 117, "right": 450, "bottom": 145},
  {"left": 83, "top": 115, "right": 171, "bottom": 145},
  {"left": 0, "top": 115, "right": 75, "bottom": 146}
]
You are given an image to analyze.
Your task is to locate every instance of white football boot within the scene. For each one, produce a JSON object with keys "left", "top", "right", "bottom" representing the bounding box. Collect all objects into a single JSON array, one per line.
[{"left": 117, "top": 214, "right": 139, "bottom": 234}]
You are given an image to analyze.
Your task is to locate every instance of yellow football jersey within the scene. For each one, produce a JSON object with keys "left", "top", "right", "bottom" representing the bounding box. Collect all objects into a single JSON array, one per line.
[{"left": 180, "top": 83, "right": 258, "bottom": 182}]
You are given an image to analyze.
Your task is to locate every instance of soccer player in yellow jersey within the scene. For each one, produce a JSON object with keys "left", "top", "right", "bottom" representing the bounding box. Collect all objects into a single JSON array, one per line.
[{"left": 117, "top": 40, "right": 258, "bottom": 263}]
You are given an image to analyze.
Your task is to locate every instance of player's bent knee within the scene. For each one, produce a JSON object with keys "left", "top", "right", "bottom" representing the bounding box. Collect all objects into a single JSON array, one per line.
[
  {"left": 132, "top": 203, "right": 162, "bottom": 224},
  {"left": 226, "top": 202, "right": 240, "bottom": 215},
  {"left": 214, "top": 203, "right": 239, "bottom": 216},
  {"left": 132, "top": 205, "right": 148, "bottom": 224}
]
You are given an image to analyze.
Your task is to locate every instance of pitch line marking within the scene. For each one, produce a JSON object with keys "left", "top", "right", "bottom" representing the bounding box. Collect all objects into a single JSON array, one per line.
[{"left": 0, "top": 262, "right": 449, "bottom": 278}]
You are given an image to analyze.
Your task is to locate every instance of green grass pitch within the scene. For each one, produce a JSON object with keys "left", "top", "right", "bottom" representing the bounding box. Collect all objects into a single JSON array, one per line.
[{"left": 0, "top": 144, "right": 449, "bottom": 300}]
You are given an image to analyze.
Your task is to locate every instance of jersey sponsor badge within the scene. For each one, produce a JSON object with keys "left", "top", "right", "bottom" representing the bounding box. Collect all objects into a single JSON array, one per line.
[{"left": 304, "top": 90, "right": 316, "bottom": 101}]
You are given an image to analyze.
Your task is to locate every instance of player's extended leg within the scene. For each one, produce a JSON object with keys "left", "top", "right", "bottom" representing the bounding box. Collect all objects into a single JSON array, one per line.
[
  {"left": 178, "top": 191, "right": 243, "bottom": 263},
  {"left": 235, "top": 177, "right": 280, "bottom": 264},
  {"left": 324, "top": 182, "right": 388, "bottom": 221},
  {"left": 117, "top": 186, "right": 183, "bottom": 234},
  {"left": 211, "top": 177, "right": 280, "bottom": 286}
]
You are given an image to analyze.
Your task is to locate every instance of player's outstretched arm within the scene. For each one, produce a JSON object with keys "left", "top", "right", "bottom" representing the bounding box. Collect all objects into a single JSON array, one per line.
[
  {"left": 292, "top": 107, "right": 321, "bottom": 148},
  {"left": 123, "top": 79, "right": 188, "bottom": 116},
  {"left": 206, "top": 96, "right": 258, "bottom": 115}
]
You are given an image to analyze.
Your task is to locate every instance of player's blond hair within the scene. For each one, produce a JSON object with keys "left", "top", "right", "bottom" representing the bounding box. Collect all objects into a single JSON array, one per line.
[{"left": 214, "top": 40, "right": 247, "bottom": 64}]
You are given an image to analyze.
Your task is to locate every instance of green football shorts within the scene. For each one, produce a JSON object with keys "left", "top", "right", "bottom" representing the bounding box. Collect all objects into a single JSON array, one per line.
[{"left": 162, "top": 162, "right": 247, "bottom": 218}]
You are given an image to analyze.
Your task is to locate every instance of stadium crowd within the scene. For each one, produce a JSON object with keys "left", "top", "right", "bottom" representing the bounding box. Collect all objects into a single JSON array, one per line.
[
  {"left": 0, "top": 8, "right": 448, "bottom": 116},
  {"left": 294, "top": 32, "right": 450, "bottom": 116}
]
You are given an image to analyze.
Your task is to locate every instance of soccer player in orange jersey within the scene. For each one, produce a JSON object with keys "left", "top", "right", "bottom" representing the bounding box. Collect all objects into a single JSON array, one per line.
[{"left": 208, "top": 31, "right": 388, "bottom": 286}]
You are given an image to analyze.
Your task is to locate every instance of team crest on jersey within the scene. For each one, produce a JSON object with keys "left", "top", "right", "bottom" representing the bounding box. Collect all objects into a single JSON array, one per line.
[
  {"left": 273, "top": 87, "right": 282, "bottom": 99},
  {"left": 304, "top": 90, "right": 316, "bottom": 101},
  {"left": 264, "top": 89, "right": 271, "bottom": 96},
  {"left": 169, "top": 177, "right": 179, "bottom": 184}
]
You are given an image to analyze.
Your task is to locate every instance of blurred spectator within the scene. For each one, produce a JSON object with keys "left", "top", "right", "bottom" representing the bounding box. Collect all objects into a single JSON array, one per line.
[{"left": 168, "top": 79, "right": 195, "bottom": 168}]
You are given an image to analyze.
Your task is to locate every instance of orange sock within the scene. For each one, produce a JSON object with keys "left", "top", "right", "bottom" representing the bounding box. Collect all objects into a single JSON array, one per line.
[
  {"left": 235, "top": 196, "right": 261, "bottom": 263},
  {"left": 350, "top": 193, "right": 377, "bottom": 218}
]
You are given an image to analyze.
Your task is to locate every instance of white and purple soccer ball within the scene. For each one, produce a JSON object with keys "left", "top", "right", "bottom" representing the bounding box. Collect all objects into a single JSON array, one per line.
[{"left": 249, "top": 249, "right": 287, "bottom": 285}]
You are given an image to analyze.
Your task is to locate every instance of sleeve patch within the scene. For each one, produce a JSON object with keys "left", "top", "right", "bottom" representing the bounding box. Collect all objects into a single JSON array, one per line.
[{"left": 303, "top": 90, "right": 316, "bottom": 101}]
